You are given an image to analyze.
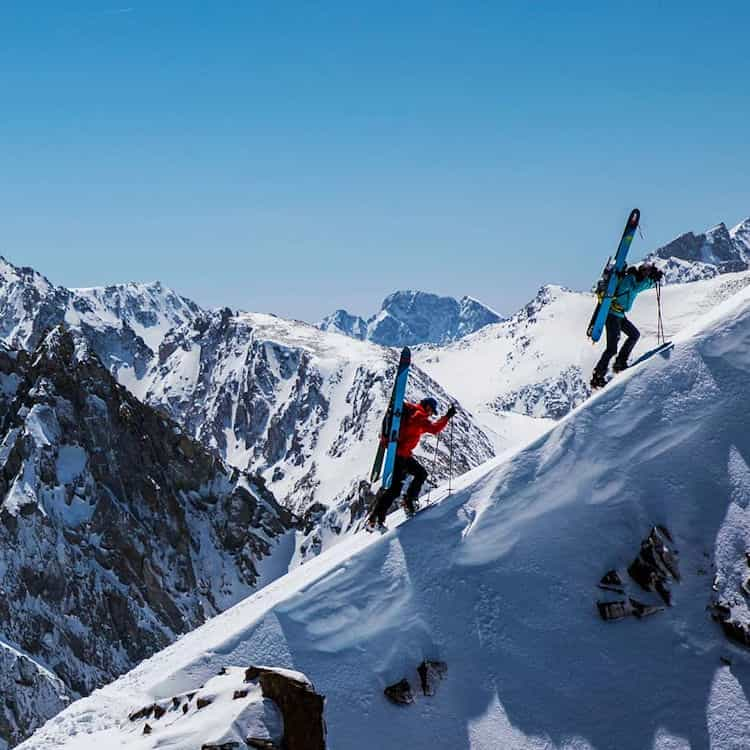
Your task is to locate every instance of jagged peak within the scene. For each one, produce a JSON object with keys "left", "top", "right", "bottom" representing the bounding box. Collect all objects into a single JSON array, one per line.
[
  {"left": 29, "top": 325, "right": 108, "bottom": 376},
  {"left": 0, "top": 255, "right": 57, "bottom": 295}
]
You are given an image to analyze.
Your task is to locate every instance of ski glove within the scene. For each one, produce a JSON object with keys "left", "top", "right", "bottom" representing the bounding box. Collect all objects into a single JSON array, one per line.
[
  {"left": 651, "top": 267, "right": 664, "bottom": 281},
  {"left": 446, "top": 405, "right": 457, "bottom": 419}
]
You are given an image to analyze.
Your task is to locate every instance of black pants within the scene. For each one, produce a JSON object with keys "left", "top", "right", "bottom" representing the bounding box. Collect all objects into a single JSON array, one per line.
[
  {"left": 595, "top": 314, "right": 640, "bottom": 375},
  {"left": 370, "top": 456, "right": 427, "bottom": 523}
]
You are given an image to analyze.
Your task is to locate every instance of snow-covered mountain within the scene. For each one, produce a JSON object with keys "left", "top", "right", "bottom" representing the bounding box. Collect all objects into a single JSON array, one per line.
[
  {"left": 22, "top": 267, "right": 750, "bottom": 750},
  {"left": 417, "top": 271, "right": 750, "bottom": 424},
  {"left": 644, "top": 216, "right": 750, "bottom": 283},
  {"left": 0, "top": 327, "right": 293, "bottom": 747},
  {"left": 0, "top": 256, "right": 200, "bottom": 385},
  {"left": 136, "top": 309, "right": 498, "bottom": 550},
  {"left": 0, "top": 259, "right": 500, "bottom": 531},
  {"left": 320, "top": 289, "right": 503, "bottom": 346}
]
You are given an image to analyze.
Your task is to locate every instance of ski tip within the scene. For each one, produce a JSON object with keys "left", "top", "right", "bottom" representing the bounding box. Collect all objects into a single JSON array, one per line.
[{"left": 629, "top": 208, "right": 640, "bottom": 226}]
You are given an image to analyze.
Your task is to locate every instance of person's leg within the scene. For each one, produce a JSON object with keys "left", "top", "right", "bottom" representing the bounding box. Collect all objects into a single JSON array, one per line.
[
  {"left": 614, "top": 317, "right": 640, "bottom": 369},
  {"left": 403, "top": 457, "right": 428, "bottom": 512},
  {"left": 594, "top": 315, "right": 623, "bottom": 376},
  {"left": 370, "top": 457, "right": 407, "bottom": 524}
]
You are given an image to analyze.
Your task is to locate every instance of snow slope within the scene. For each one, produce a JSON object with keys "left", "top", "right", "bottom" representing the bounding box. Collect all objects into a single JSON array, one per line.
[
  {"left": 417, "top": 271, "right": 750, "bottom": 425},
  {"left": 21, "top": 269, "right": 750, "bottom": 749}
]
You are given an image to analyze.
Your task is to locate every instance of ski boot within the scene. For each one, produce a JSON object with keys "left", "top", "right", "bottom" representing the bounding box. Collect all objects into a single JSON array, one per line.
[
  {"left": 365, "top": 518, "right": 388, "bottom": 533},
  {"left": 590, "top": 371, "right": 607, "bottom": 389},
  {"left": 612, "top": 359, "right": 628, "bottom": 374},
  {"left": 401, "top": 499, "right": 418, "bottom": 518}
]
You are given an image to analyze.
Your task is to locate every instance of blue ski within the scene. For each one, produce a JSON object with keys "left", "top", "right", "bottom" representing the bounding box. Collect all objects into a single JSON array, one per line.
[
  {"left": 627, "top": 340, "right": 673, "bottom": 368},
  {"left": 380, "top": 347, "right": 411, "bottom": 490},
  {"left": 587, "top": 209, "right": 641, "bottom": 342}
]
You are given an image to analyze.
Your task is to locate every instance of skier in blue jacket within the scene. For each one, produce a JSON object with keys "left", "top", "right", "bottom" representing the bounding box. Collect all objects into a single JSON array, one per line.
[{"left": 591, "top": 263, "right": 664, "bottom": 388}]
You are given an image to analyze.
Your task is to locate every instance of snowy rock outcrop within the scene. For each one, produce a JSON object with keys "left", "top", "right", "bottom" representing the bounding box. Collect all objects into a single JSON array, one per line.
[
  {"left": 0, "top": 645, "right": 69, "bottom": 749},
  {"left": 124, "top": 666, "right": 325, "bottom": 750},
  {"left": 0, "top": 327, "right": 293, "bottom": 746},
  {"left": 320, "top": 289, "right": 503, "bottom": 346},
  {"left": 644, "top": 216, "right": 750, "bottom": 283}
]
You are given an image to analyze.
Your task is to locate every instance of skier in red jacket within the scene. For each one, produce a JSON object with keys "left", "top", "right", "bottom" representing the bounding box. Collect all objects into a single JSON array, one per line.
[{"left": 367, "top": 397, "right": 456, "bottom": 530}]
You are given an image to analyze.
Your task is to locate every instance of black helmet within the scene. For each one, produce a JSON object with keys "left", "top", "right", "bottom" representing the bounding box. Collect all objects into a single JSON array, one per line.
[{"left": 420, "top": 397, "right": 439, "bottom": 414}]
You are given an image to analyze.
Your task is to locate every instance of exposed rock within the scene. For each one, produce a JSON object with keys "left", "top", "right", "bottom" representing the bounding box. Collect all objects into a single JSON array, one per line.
[
  {"left": 384, "top": 678, "right": 414, "bottom": 706},
  {"left": 597, "top": 527, "right": 678, "bottom": 623},
  {"left": 124, "top": 666, "right": 291, "bottom": 750},
  {"left": 710, "top": 601, "right": 750, "bottom": 648},
  {"left": 598, "top": 570, "right": 625, "bottom": 593},
  {"left": 629, "top": 598, "right": 664, "bottom": 619},
  {"left": 416, "top": 660, "right": 448, "bottom": 696},
  {"left": 644, "top": 217, "right": 750, "bottom": 283},
  {"left": 0, "top": 645, "right": 70, "bottom": 748},
  {"left": 597, "top": 600, "right": 629, "bottom": 621},
  {"left": 244, "top": 666, "right": 326, "bottom": 750},
  {"left": 627, "top": 526, "right": 679, "bottom": 605}
]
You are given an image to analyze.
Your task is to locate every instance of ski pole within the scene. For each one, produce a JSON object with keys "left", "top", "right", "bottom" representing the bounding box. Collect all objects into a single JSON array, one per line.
[
  {"left": 427, "top": 432, "right": 440, "bottom": 503},
  {"left": 448, "top": 418, "right": 454, "bottom": 496}
]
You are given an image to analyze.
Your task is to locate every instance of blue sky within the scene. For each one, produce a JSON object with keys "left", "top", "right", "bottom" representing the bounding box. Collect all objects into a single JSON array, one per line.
[{"left": 1, "top": 2, "right": 749, "bottom": 322}]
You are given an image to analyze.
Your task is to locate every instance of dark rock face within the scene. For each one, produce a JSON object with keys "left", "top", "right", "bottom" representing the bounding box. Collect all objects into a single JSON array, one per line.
[
  {"left": 0, "top": 647, "right": 70, "bottom": 749},
  {"left": 644, "top": 217, "right": 750, "bottom": 283},
  {"left": 627, "top": 526, "right": 680, "bottom": 606},
  {"left": 653, "top": 224, "right": 736, "bottom": 265},
  {"left": 384, "top": 679, "right": 414, "bottom": 706},
  {"left": 245, "top": 666, "right": 327, "bottom": 750},
  {"left": 416, "top": 660, "right": 448, "bottom": 696},
  {"left": 597, "top": 526, "right": 678, "bottom": 623},
  {"left": 320, "top": 290, "right": 503, "bottom": 346},
  {"left": 710, "top": 602, "right": 750, "bottom": 648},
  {"left": 0, "top": 327, "right": 293, "bottom": 746}
]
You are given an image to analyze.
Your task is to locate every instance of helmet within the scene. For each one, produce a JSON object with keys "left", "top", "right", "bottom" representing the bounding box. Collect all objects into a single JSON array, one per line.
[{"left": 420, "top": 397, "right": 439, "bottom": 414}]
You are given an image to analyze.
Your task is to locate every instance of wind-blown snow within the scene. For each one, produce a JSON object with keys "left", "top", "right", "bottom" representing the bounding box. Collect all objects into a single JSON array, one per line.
[{"left": 21, "top": 277, "right": 750, "bottom": 749}]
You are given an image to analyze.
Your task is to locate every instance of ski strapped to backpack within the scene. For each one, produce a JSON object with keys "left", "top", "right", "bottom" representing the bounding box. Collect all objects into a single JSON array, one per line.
[
  {"left": 370, "top": 347, "right": 411, "bottom": 489},
  {"left": 587, "top": 209, "right": 641, "bottom": 342}
]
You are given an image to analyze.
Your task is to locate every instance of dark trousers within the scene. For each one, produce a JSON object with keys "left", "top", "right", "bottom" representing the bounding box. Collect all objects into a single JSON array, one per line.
[
  {"left": 595, "top": 314, "right": 640, "bottom": 375},
  {"left": 370, "top": 455, "right": 428, "bottom": 523}
]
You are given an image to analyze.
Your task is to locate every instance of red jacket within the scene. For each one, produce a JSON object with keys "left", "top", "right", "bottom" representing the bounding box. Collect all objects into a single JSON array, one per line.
[{"left": 394, "top": 402, "right": 450, "bottom": 458}]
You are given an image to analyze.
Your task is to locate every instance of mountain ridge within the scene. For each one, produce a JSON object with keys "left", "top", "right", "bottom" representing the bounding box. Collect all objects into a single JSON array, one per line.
[{"left": 319, "top": 289, "right": 504, "bottom": 346}]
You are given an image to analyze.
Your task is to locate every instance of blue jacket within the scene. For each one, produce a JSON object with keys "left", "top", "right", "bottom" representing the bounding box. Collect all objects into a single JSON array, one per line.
[{"left": 610, "top": 273, "right": 654, "bottom": 317}]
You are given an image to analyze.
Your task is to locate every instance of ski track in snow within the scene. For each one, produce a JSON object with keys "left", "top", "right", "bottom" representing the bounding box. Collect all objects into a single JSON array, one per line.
[{"left": 19, "top": 283, "right": 750, "bottom": 749}]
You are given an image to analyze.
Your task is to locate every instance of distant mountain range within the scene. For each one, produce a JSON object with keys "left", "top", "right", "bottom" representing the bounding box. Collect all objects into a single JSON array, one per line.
[
  {"left": 645, "top": 216, "right": 750, "bottom": 283},
  {"left": 319, "top": 290, "right": 504, "bottom": 346}
]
